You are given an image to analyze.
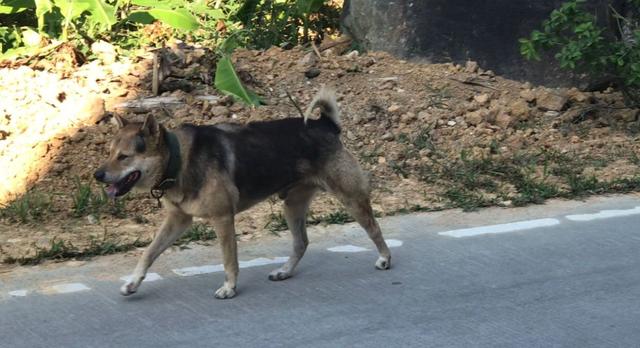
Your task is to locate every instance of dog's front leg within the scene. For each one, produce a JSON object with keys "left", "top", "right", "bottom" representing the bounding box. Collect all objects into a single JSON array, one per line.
[
  {"left": 211, "top": 215, "right": 238, "bottom": 299},
  {"left": 121, "top": 209, "right": 193, "bottom": 296}
]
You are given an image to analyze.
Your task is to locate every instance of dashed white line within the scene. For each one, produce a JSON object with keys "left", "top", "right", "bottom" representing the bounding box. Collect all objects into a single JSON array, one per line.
[
  {"left": 8, "top": 290, "right": 28, "bottom": 297},
  {"left": 386, "top": 239, "right": 403, "bottom": 248},
  {"left": 438, "top": 218, "right": 561, "bottom": 238},
  {"left": 173, "top": 257, "right": 288, "bottom": 277},
  {"left": 565, "top": 206, "right": 640, "bottom": 222},
  {"left": 47, "top": 283, "right": 91, "bottom": 294},
  {"left": 120, "top": 273, "right": 163, "bottom": 283},
  {"left": 327, "top": 245, "right": 369, "bottom": 253}
]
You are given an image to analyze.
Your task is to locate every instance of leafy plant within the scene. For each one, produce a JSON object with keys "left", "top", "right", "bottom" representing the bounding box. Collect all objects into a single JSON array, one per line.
[
  {"left": 0, "top": 191, "right": 50, "bottom": 223},
  {"left": 215, "top": 55, "right": 261, "bottom": 106},
  {"left": 520, "top": 0, "right": 640, "bottom": 105}
]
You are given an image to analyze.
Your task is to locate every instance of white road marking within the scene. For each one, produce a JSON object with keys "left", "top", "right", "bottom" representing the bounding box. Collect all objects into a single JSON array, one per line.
[
  {"left": 173, "top": 257, "right": 289, "bottom": 277},
  {"left": 565, "top": 206, "right": 640, "bottom": 222},
  {"left": 438, "top": 218, "right": 561, "bottom": 238},
  {"left": 327, "top": 245, "right": 369, "bottom": 253},
  {"left": 8, "top": 290, "right": 28, "bottom": 297},
  {"left": 386, "top": 239, "right": 403, "bottom": 248},
  {"left": 120, "top": 273, "right": 163, "bottom": 283},
  {"left": 47, "top": 283, "right": 91, "bottom": 294}
]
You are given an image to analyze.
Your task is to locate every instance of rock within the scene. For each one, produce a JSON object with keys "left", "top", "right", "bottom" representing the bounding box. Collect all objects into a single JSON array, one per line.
[
  {"left": 347, "top": 130, "right": 357, "bottom": 140},
  {"left": 401, "top": 112, "right": 416, "bottom": 123},
  {"left": 519, "top": 89, "right": 536, "bottom": 102},
  {"left": 544, "top": 111, "right": 560, "bottom": 118},
  {"left": 345, "top": 50, "right": 360, "bottom": 59},
  {"left": 87, "top": 215, "right": 98, "bottom": 225},
  {"left": 387, "top": 104, "right": 403, "bottom": 115},
  {"left": 298, "top": 52, "right": 317, "bottom": 67},
  {"left": 80, "top": 96, "right": 106, "bottom": 125},
  {"left": 210, "top": 106, "right": 230, "bottom": 117},
  {"left": 377, "top": 156, "right": 387, "bottom": 164},
  {"left": 465, "top": 60, "right": 479, "bottom": 73},
  {"left": 91, "top": 40, "right": 117, "bottom": 64},
  {"left": 346, "top": 64, "right": 362, "bottom": 73},
  {"left": 509, "top": 100, "right": 530, "bottom": 120},
  {"left": 537, "top": 90, "right": 567, "bottom": 111},
  {"left": 474, "top": 93, "right": 490, "bottom": 105},
  {"left": 417, "top": 110, "right": 431, "bottom": 121},
  {"left": 619, "top": 109, "right": 639, "bottom": 122},
  {"left": 567, "top": 88, "right": 589, "bottom": 103},
  {"left": 447, "top": 120, "right": 457, "bottom": 126},
  {"left": 465, "top": 110, "right": 484, "bottom": 126},
  {"left": 304, "top": 68, "right": 321, "bottom": 79},
  {"left": 381, "top": 132, "right": 394, "bottom": 141},
  {"left": 495, "top": 113, "right": 513, "bottom": 129},
  {"left": 70, "top": 131, "right": 86, "bottom": 143}
]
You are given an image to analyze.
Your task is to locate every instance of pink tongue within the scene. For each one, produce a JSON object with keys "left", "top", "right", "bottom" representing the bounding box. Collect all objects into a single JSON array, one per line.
[{"left": 106, "top": 185, "right": 118, "bottom": 198}]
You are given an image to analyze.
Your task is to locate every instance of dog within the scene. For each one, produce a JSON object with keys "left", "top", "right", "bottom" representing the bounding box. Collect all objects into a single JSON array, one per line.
[{"left": 94, "top": 88, "right": 391, "bottom": 299}]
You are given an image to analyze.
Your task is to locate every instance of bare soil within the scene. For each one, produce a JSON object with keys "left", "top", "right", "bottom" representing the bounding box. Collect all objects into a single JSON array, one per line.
[{"left": 1, "top": 41, "right": 639, "bottom": 264}]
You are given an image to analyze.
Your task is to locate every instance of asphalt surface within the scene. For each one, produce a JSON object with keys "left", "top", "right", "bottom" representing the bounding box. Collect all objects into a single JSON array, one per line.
[{"left": 2, "top": 195, "right": 640, "bottom": 348}]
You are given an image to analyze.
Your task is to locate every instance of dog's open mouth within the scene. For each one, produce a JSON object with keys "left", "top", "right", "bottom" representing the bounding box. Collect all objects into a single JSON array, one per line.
[{"left": 105, "top": 171, "right": 141, "bottom": 198}]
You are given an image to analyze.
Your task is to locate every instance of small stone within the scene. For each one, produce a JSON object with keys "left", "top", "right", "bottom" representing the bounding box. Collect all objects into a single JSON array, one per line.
[
  {"left": 387, "top": 104, "right": 403, "bottom": 115},
  {"left": 537, "top": 90, "right": 568, "bottom": 111},
  {"left": 510, "top": 100, "right": 530, "bottom": 120},
  {"left": 474, "top": 94, "right": 490, "bottom": 105},
  {"left": 377, "top": 156, "right": 387, "bottom": 164},
  {"left": 466, "top": 110, "right": 484, "bottom": 126},
  {"left": 519, "top": 89, "right": 536, "bottom": 102},
  {"left": 304, "top": 68, "right": 321, "bottom": 79},
  {"left": 298, "top": 52, "right": 317, "bottom": 67},
  {"left": 567, "top": 88, "right": 589, "bottom": 103},
  {"left": 544, "top": 111, "right": 560, "bottom": 118},
  {"left": 211, "top": 106, "right": 230, "bottom": 117},
  {"left": 346, "top": 64, "right": 362, "bottom": 73},
  {"left": 465, "top": 60, "right": 479, "bottom": 73},
  {"left": 401, "top": 112, "right": 417, "bottom": 123},
  {"left": 70, "top": 131, "right": 86, "bottom": 143},
  {"left": 495, "top": 114, "right": 513, "bottom": 129},
  {"left": 346, "top": 130, "right": 357, "bottom": 141},
  {"left": 381, "top": 132, "right": 394, "bottom": 141},
  {"left": 87, "top": 215, "right": 98, "bottom": 225},
  {"left": 447, "top": 120, "right": 457, "bottom": 126},
  {"left": 619, "top": 109, "right": 639, "bottom": 122},
  {"left": 345, "top": 50, "right": 360, "bottom": 59}
]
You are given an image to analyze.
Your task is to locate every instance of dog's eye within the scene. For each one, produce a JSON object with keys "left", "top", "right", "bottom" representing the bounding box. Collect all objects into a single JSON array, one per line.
[{"left": 117, "top": 154, "right": 129, "bottom": 161}]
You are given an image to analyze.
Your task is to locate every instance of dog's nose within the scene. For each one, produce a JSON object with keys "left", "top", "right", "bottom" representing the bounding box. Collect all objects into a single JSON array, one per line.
[{"left": 94, "top": 169, "right": 106, "bottom": 182}]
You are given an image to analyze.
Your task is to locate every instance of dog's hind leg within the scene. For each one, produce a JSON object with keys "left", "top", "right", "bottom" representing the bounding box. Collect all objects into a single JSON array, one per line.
[
  {"left": 269, "top": 185, "right": 317, "bottom": 281},
  {"left": 211, "top": 215, "right": 239, "bottom": 299},
  {"left": 325, "top": 151, "right": 391, "bottom": 270},
  {"left": 121, "top": 207, "right": 193, "bottom": 296}
]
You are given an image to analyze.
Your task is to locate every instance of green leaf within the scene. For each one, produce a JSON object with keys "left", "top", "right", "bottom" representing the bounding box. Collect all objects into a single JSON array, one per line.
[
  {"left": 146, "top": 8, "right": 199, "bottom": 30},
  {"left": 54, "top": 0, "right": 89, "bottom": 20},
  {"left": 296, "top": 0, "right": 324, "bottom": 14},
  {"left": 130, "top": 0, "right": 176, "bottom": 9},
  {"left": 34, "top": 0, "right": 53, "bottom": 31},
  {"left": 215, "top": 55, "right": 261, "bottom": 106},
  {"left": 0, "top": 0, "right": 34, "bottom": 13},
  {"left": 126, "top": 10, "right": 154, "bottom": 24},
  {"left": 78, "top": 0, "right": 116, "bottom": 29}
]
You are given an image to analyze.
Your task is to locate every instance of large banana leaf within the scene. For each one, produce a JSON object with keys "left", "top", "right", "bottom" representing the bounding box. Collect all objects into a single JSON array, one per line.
[
  {"left": 214, "top": 56, "right": 261, "bottom": 107},
  {"left": 128, "top": 8, "right": 199, "bottom": 30},
  {"left": 78, "top": 0, "right": 116, "bottom": 29},
  {"left": 296, "top": 0, "right": 324, "bottom": 14},
  {"left": 0, "top": 0, "right": 34, "bottom": 14}
]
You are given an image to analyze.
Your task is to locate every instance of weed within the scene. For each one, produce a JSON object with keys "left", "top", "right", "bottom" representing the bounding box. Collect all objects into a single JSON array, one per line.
[
  {"left": 443, "top": 187, "right": 497, "bottom": 212},
  {"left": 265, "top": 212, "right": 288, "bottom": 235},
  {"left": 360, "top": 144, "right": 383, "bottom": 165},
  {"left": 71, "top": 178, "right": 127, "bottom": 219},
  {"left": 0, "top": 191, "right": 50, "bottom": 223},
  {"left": 176, "top": 223, "right": 216, "bottom": 245},
  {"left": 309, "top": 210, "right": 353, "bottom": 225}
]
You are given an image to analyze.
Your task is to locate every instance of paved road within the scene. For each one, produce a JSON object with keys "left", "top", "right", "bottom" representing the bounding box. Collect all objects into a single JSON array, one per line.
[{"left": 2, "top": 195, "right": 640, "bottom": 348}]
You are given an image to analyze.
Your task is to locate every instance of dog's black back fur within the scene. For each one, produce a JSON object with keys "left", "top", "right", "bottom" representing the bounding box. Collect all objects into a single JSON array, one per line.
[{"left": 181, "top": 116, "right": 341, "bottom": 202}]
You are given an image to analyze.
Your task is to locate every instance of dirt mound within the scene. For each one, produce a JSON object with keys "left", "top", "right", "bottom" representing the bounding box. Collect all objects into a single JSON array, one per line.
[{"left": 1, "top": 42, "right": 639, "bottom": 264}]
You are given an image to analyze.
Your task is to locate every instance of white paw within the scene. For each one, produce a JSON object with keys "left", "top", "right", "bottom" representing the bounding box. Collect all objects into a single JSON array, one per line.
[
  {"left": 214, "top": 285, "right": 237, "bottom": 299},
  {"left": 268, "top": 267, "right": 292, "bottom": 281},
  {"left": 120, "top": 282, "right": 138, "bottom": 296},
  {"left": 375, "top": 256, "right": 391, "bottom": 270}
]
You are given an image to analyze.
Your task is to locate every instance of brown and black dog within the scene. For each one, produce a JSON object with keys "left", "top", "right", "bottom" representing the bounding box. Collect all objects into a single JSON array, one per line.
[{"left": 94, "top": 88, "right": 391, "bottom": 299}]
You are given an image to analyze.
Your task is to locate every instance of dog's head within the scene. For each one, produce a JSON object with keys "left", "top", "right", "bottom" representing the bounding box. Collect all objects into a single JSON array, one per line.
[{"left": 94, "top": 114, "right": 167, "bottom": 198}]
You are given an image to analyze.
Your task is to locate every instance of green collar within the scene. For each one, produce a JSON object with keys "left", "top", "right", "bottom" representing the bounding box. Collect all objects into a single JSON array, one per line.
[{"left": 151, "top": 130, "right": 181, "bottom": 202}]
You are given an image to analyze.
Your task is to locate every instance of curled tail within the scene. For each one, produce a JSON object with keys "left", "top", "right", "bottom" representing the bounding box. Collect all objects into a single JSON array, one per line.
[{"left": 304, "top": 87, "right": 340, "bottom": 130}]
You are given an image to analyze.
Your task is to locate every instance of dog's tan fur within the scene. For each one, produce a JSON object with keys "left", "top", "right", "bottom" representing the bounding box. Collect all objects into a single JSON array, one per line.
[{"left": 95, "top": 89, "right": 391, "bottom": 298}]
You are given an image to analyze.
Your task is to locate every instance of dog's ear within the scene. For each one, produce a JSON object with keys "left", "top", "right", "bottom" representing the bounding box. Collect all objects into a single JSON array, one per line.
[
  {"left": 140, "top": 114, "right": 160, "bottom": 137},
  {"left": 113, "top": 114, "right": 128, "bottom": 128}
]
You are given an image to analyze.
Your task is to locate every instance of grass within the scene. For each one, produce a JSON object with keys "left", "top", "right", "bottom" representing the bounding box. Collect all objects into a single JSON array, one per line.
[
  {"left": 176, "top": 223, "right": 216, "bottom": 245},
  {"left": 0, "top": 191, "right": 51, "bottom": 224},
  {"left": 71, "top": 177, "right": 127, "bottom": 219}
]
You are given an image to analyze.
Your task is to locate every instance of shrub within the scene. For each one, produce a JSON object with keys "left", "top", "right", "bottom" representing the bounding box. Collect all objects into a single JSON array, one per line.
[{"left": 520, "top": 0, "right": 640, "bottom": 106}]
